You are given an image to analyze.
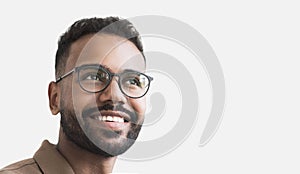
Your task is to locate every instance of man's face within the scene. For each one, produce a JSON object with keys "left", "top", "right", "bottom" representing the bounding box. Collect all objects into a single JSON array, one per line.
[{"left": 59, "top": 34, "right": 146, "bottom": 157}]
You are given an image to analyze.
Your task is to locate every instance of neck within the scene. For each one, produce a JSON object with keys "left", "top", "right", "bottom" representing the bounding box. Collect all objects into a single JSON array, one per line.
[{"left": 57, "top": 128, "right": 117, "bottom": 174}]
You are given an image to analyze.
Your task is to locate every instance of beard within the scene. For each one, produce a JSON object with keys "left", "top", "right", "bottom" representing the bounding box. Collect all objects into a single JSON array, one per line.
[{"left": 60, "top": 103, "right": 143, "bottom": 157}]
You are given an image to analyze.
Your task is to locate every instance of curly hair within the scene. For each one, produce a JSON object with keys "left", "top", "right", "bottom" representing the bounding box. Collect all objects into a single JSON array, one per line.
[{"left": 55, "top": 17, "right": 144, "bottom": 78}]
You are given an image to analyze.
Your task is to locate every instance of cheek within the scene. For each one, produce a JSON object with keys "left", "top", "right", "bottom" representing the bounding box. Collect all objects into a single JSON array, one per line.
[
  {"left": 129, "top": 97, "right": 146, "bottom": 115},
  {"left": 71, "top": 85, "right": 96, "bottom": 115}
]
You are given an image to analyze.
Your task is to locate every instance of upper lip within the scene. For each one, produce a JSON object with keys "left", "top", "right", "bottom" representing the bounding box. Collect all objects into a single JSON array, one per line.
[{"left": 94, "top": 110, "right": 131, "bottom": 122}]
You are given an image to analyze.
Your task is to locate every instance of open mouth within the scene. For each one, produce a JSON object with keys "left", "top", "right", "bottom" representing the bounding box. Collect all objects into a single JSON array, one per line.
[
  {"left": 89, "top": 110, "right": 131, "bottom": 125},
  {"left": 91, "top": 115, "right": 129, "bottom": 123}
]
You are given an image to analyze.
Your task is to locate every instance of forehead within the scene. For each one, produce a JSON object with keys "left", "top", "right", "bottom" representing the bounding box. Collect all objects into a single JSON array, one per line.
[{"left": 66, "top": 34, "right": 145, "bottom": 72}]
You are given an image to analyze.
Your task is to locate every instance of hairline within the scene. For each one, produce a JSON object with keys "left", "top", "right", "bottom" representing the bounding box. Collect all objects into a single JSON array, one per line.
[{"left": 58, "top": 33, "right": 146, "bottom": 78}]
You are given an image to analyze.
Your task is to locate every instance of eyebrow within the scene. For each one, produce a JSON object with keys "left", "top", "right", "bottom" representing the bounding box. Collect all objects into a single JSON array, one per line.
[
  {"left": 122, "top": 69, "right": 143, "bottom": 74},
  {"left": 78, "top": 64, "right": 143, "bottom": 73},
  {"left": 77, "top": 63, "right": 111, "bottom": 71}
]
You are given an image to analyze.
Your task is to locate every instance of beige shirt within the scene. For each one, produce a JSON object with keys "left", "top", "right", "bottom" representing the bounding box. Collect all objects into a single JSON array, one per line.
[{"left": 0, "top": 140, "right": 75, "bottom": 174}]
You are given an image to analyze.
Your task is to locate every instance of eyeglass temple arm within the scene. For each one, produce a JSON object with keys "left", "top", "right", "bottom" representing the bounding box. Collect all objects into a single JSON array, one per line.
[
  {"left": 144, "top": 76, "right": 154, "bottom": 88},
  {"left": 56, "top": 68, "right": 75, "bottom": 83},
  {"left": 149, "top": 76, "right": 154, "bottom": 81}
]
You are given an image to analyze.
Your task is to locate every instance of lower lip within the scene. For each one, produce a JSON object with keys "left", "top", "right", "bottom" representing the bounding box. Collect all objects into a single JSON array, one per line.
[{"left": 102, "top": 121, "right": 128, "bottom": 130}]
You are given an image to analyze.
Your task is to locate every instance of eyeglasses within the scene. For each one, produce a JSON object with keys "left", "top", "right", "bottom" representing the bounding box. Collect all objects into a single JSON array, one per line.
[{"left": 56, "top": 64, "right": 153, "bottom": 98}]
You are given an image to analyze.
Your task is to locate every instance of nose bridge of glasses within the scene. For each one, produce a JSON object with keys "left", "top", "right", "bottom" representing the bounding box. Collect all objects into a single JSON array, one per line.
[
  {"left": 106, "top": 71, "right": 120, "bottom": 85},
  {"left": 104, "top": 74, "right": 126, "bottom": 99},
  {"left": 110, "top": 73, "right": 123, "bottom": 84}
]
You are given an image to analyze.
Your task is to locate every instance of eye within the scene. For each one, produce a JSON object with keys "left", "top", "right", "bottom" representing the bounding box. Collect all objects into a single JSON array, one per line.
[
  {"left": 122, "top": 73, "right": 146, "bottom": 88},
  {"left": 126, "top": 78, "right": 141, "bottom": 87},
  {"left": 85, "top": 73, "right": 101, "bottom": 81},
  {"left": 81, "top": 71, "right": 108, "bottom": 83}
]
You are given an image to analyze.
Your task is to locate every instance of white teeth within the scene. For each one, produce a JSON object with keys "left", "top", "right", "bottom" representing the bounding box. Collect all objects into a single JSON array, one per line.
[
  {"left": 96, "top": 116, "right": 125, "bottom": 123},
  {"left": 113, "top": 117, "right": 119, "bottom": 122},
  {"left": 118, "top": 117, "right": 124, "bottom": 123},
  {"left": 107, "top": 116, "right": 113, "bottom": 121}
]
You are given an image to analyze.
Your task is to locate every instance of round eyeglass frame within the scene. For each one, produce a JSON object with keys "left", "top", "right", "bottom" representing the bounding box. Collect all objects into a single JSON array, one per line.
[{"left": 56, "top": 64, "right": 153, "bottom": 99}]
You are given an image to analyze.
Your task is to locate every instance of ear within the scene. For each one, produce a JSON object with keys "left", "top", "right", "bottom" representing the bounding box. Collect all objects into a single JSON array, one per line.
[{"left": 48, "top": 81, "right": 60, "bottom": 115}]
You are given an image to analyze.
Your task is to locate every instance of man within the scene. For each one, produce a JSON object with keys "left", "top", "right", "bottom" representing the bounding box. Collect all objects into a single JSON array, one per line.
[{"left": 0, "top": 17, "right": 153, "bottom": 174}]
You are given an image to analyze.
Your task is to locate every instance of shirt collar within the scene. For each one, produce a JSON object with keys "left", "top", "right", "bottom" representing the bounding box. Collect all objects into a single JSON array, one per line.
[{"left": 33, "top": 140, "right": 75, "bottom": 174}]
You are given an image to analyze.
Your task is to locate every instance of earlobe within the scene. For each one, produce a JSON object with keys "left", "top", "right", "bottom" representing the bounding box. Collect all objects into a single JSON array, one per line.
[{"left": 48, "top": 81, "right": 60, "bottom": 115}]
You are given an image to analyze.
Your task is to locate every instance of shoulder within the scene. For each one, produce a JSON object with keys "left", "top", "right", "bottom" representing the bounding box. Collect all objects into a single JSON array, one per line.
[{"left": 0, "top": 158, "right": 42, "bottom": 174}]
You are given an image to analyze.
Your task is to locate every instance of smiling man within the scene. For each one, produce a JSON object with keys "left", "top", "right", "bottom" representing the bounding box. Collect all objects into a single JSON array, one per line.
[{"left": 0, "top": 17, "right": 153, "bottom": 174}]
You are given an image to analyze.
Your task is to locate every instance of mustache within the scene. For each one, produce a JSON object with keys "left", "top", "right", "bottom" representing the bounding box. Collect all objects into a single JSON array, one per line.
[{"left": 82, "top": 104, "right": 138, "bottom": 123}]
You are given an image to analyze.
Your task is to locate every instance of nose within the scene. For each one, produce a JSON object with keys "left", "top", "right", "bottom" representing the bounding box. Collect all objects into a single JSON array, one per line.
[{"left": 97, "top": 77, "right": 127, "bottom": 104}]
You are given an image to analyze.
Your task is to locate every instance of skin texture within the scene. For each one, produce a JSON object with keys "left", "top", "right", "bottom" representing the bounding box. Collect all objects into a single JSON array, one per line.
[{"left": 48, "top": 34, "right": 146, "bottom": 174}]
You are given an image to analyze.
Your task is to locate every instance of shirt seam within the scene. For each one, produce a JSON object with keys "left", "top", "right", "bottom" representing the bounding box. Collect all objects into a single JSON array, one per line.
[
  {"left": 33, "top": 158, "right": 44, "bottom": 174},
  {"left": 0, "top": 161, "right": 36, "bottom": 172}
]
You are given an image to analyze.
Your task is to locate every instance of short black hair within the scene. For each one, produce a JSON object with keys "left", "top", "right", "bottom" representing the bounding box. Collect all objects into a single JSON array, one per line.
[{"left": 55, "top": 16, "right": 144, "bottom": 78}]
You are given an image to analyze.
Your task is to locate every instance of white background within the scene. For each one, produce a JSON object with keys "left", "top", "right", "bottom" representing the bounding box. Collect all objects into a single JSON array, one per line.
[{"left": 0, "top": 0, "right": 300, "bottom": 173}]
